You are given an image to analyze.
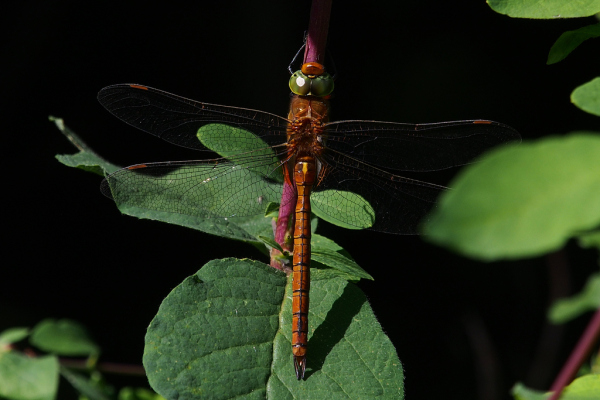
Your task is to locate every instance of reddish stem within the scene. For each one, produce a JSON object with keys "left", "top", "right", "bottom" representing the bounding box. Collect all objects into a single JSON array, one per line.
[
  {"left": 548, "top": 307, "right": 600, "bottom": 400},
  {"left": 303, "top": 0, "right": 333, "bottom": 64},
  {"left": 60, "top": 358, "right": 146, "bottom": 376},
  {"left": 271, "top": 179, "right": 295, "bottom": 271}
]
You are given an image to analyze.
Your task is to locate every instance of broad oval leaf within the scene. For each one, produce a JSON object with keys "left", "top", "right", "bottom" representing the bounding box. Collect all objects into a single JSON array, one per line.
[
  {"left": 197, "top": 124, "right": 283, "bottom": 181},
  {"left": 30, "top": 319, "right": 99, "bottom": 356},
  {"left": 571, "top": 77, "right": 600, "bottom": 117},
  {"left": 312, "top": 190, "right": 375, "bottom": 230},
  {"left": 488, "top": 0, "right": 600, "bottom": 19},
  {"left": 143, "top": 258, "right": 403, "bottom": 399},
  {"left": 0, "top": 352, "right": 59, "bottom": 400},
  {"left": 107, "top": 162, "right": 280, "bottom": 242},
  {"left": 423, "top": 134, "right": 600, "bottom": 261}
]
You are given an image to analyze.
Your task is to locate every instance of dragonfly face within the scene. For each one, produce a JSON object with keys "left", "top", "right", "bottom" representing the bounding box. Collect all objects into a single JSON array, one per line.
[{"left": 97, "top": 60, "right": 519, "bottom": 380}]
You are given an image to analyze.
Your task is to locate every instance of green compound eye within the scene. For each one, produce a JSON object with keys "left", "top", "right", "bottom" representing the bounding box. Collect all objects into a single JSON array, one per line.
[
  {"left": 289, "top": 70, "right": 334, "bottom": 97},
  {"left": 309, "top": 72, "right": 334, "bottom": 97},
  {"left": 289, "top": 71, "right": 311, "bottom": 95}
]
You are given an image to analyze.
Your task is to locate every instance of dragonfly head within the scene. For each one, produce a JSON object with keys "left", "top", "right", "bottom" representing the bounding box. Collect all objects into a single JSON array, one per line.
[{"left": 289, "top": 62, "right": 334, "bottom": 97}]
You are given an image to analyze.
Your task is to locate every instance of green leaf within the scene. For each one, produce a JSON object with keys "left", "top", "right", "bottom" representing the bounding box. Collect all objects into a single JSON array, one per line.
[
  {"left": 560, "top": 374, "right": 600, "bottom": 399},
  {"left": 0, "top": 327, "right": 30, "bottom": 347},
  {"left": 258, "top": 235, "right": 284, "bottom": 253},
  {"left": 572, "top": 77, "right": 600, "bottom": 117},
  {"left": 312, "top": 190, "right": 375, "bottom": 230},
  {"left": 143, "top": 258, "right": 403, "bottom": 399},
  {"left": 118, "top": 387, "right": 165, "bottom": 400},
  {"left": 548, "top": 273, "right": 600, "bottom": 323},
  {"left": 578, "top": 230, "right": 600, "bottom": 249},
  {"left": 547, "top": 23, "right": 600, "bottom": 64},
  {"left": 423, "top": 134, "right": 600, "bottom": 261},
  {"left": 311, "top": 234, "right": 374, "bottom": 281},
  {"left": 30, "top": 319, "right": 99, "bottom": 356},
  {"left": 488, "top": 0, "right": 600, "bottom": 19},
  {"left": 0, "top": 352, "right": 59, "bottom": 400},
  {"left": 264, "top": 202, "right": 279, "bottom": 218},
  {"left": 512, "top": 374, "right": 600, "bottom": 400},
  {"left": 106, "top": 160, "right": 281, "bottom": 243},
  {"left": 198, "top": 124, "right": 283, "bottom": 181},
  {"left": 52, "top": 117, "right": 120, "bottom": 176},
  {"left": 512, "top": 382, "right": 548, "bottom": 400},
  {"left": 60, "top": 367, "right": 113, "bottom": 400},
  {"left": 117, "top": 202, "right": 274, "bottom": 243}
]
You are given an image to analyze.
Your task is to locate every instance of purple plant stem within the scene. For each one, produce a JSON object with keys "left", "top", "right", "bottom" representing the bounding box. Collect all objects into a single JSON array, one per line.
[
  {"left": 271, "top": 179, "right": 295, "bottom": 271},
  {"left": 60, "top": 358, "right": 146, "bottom": 376},
  {"left": 303, "top": 0, "right": 332, "bottom": 64},
  {"left": 548, "top": 307, "right": 600, "bottom": 400}
]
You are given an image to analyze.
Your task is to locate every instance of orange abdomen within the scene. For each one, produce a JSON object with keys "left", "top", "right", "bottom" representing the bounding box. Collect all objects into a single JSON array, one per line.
[{"left": 291, "top": 156, "right": 316, "bottom": 379}]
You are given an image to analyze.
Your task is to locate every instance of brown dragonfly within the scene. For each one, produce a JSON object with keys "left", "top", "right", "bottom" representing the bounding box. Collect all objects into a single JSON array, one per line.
[{"left": 98, "top": 62, "right": 519, "bottom": 380}]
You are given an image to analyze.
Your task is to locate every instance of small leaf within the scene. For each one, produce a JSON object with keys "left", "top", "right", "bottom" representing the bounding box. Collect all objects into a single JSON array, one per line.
[
  {"left": 488, "top": 0, "right": 600, "bottom": 19},
  {"left": 52, "top": 116, "right": 120, "bottom": 176},
  {"left": 0, "top": 327, "right": 30, "bottom": 347},
  {"left": 30, "top": 319, "right": 99, "bottom": 356},
  {"left": 60, "top": 366, "right": 112, "bottom": 400},
  {"left": 578, "top": 230, "right": 600, "bottom": 250},
  {"left": 263, "top": 201, "right": 279, "bottom": 217},
  {"left": 547, "top": 23, "right": 600, "bottom": 64},
  {"left": 197, "top": 124, "right": 283, "bottom": 181},
  {"left": 512, "top": 382, "right": 548, "bottom": 400},
  {"left": 512, "top": 374, "right": 600, "bottom": 400},
  {"left": 572, "top": 77, "right": 600, "bottom": 116},
  {"left": 311, "top": 250, "right": 373, "bottom": 281},
  {"left": 258, "top": 235, "right": 284, "bottom": 252},
  {"left": 311, "top": 235, "right": 373, "bottom": 281},
  {"left": 0, "top": 351, "right": 59, "bottom": 400},
  {"left": 144, "top": 258, "right": 403, "bottom": 399},
  {"left": 548, "top": 273, "right": 600, "bottom": 323},
  {"left": 423, "top": 134, "right": 600, "bottom": 261},
  {"left": 118, "top": 387, "right": 165, "bottom": 400},
  {"left": 312, "top": 190, "right": 375, "bottom": 230}
]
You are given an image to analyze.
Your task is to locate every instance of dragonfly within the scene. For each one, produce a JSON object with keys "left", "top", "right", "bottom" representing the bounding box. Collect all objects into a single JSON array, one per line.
[{"left": 98, "top": 59, "right": 519, "bottom": 380}]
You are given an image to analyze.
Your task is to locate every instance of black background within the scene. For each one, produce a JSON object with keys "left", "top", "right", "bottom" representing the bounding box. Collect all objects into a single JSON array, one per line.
[{"left": 3, "top": 1, "right": 599, "bottom": 399}]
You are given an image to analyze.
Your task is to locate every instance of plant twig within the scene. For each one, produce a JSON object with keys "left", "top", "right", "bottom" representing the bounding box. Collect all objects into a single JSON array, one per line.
[
  {"left": 60, "top": 358, "right": 146, "bottom": 376},
  {"left": 303, "top": 0, "right": 333, "bottom": 64},
  {"left": 548, "top": 307, "right": 600, "bottom": 400}
]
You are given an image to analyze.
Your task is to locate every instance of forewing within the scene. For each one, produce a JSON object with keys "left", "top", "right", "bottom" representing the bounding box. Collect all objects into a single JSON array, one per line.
[
  {"left": 97, "top": 84, "right": 289, "bottom": 151},
  {"left": 323, "top": 119, "right": 520, "bottom": 172}
]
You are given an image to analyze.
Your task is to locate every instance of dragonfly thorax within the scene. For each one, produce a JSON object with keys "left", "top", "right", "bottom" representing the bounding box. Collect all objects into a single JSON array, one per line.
[{"left": 287, "top": 95, "right": 329, "bottom": 157}]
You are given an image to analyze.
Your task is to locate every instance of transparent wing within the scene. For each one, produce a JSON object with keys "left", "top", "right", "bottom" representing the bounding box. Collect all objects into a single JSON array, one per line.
[
  {"left": 100, "top": 151, "right": 288, "bottom": 220},
  {"left": 97, "top": 84, "right": 290, "bottom": 151},
  {"left": 323, "top": 119, "right": 520, "bottom": 172},
  {"left": 313, "top": 148, "right": 447, "bottom": 234}
]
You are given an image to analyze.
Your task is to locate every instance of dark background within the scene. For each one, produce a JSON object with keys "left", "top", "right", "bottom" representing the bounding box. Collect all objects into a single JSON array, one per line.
[{"left": 3, "top": 1, "right": 599, "bottom": 399}]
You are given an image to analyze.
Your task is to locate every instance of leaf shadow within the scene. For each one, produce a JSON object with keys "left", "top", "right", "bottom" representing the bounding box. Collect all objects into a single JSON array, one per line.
[{"left": 304, "top": 282, "right": 365, "bottom": 378}]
